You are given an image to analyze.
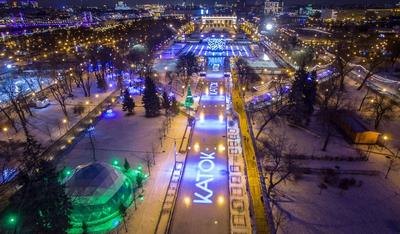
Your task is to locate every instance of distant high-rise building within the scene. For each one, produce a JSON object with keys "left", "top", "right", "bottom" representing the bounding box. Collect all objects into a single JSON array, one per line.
[
  {"left": 115, "top": 1, "right": 131, "bottom": 11},
  {"left": 320, "top": 9, "right": 337, "bottom": 21},
  {"left": 264, "top": 0, "right": 283, "bottom": 15}
]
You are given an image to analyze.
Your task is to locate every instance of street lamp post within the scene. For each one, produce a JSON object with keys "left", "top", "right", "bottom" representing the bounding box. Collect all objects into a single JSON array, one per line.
[
  {"left": 87, "top": 125, "right": 96, "bottom": 162},
  {"left": 165, "top": 136, "right": 183, "bottom": 169}
]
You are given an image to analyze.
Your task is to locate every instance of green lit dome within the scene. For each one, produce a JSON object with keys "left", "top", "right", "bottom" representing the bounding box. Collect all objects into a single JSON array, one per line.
[{"left": 66, "top": 162, "right": 133, "bottom": 233}]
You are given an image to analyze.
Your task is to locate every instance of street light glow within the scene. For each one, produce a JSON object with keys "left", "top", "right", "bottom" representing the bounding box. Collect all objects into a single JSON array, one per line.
[
  {"left": 194, "top": 142, "right": 200, "bottom": 152},
  {"left": 200, "top": 112, "right": 205, "bottom": 122}
]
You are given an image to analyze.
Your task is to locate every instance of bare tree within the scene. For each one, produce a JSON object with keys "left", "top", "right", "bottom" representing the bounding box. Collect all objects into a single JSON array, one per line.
[
  {"left": 0, "top": 104, "right": 18, "bottom": 133},
  {"left": 385, "top": 149, "right": 400, "bottom": 179},
  {"left": 255, "top": 76, "right": 290, "bottom": 139},
  {"left": 317, "top": 75, "right": 344, "bottom": 151},
  {"left": 49, "top": 81, "right": 69, "bottom": 118},
  {"left": 332, "top": 41, "right": 354, "bottom": 90},
  {"left": 358, "top": 88, "right": 371, "bottom": 111},
  {"left": 259, "top": 133, "right": 297, "bottom": 198},
  {"left": 357, "top": 51, "right": 386, "bottom": 90},
  {"left": 273, "top": 207, "right": 288, "bottom": 233},
  {"left": 1, "top": 78, "right": 31, "bottom": 140},
  {"left": 368, "top": 94, "right": 394, "bottom": 130},
  {"left": 71, "top": 53, "right": 91, "bottom": 97},
  {"left": 255, "top": 102, "right": 287, "bottom": 140}
]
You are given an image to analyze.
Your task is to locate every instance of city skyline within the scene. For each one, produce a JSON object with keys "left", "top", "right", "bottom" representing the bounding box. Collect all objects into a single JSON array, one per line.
[{"left": 36, "top": 0, "right": 398, "bottom": 7}]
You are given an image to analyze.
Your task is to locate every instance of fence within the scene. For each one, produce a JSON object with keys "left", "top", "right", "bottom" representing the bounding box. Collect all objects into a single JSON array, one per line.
[{"left": 42, "top": 89, "right": 121, "bottom": 164}]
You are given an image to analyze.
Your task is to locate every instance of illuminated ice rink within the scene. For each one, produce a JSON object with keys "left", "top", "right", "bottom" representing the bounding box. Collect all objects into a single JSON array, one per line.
[
  {"left": 180, "top": 43, "right": 253, "bottom": 57},
  {"left": 169, "top": 70, "right": 229, "bottom": 233}
]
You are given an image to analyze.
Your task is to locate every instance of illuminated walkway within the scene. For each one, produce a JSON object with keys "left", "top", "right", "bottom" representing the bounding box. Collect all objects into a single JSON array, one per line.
[
  {"left": 169, "top": 70, "right": 229, "bottom": 234},
  {"left": 232, "top": 70, "right": 269, "bottom": 234}
]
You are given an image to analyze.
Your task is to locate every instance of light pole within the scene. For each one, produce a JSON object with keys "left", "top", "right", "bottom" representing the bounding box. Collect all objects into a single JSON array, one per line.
[
  {"left": 165, "top": 136, "right": 184, "bottom": 169},
  {"left": 87, "top": 125, "right": 96, "bottom": 162}
]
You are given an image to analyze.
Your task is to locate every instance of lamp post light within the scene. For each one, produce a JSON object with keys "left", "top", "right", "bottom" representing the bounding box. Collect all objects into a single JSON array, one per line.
[
  {"left": 2, "top": 127, "right": 10, "bottom": 141},
  {"left": 62, "top": 118, "right": 69, "bottom": 133}
]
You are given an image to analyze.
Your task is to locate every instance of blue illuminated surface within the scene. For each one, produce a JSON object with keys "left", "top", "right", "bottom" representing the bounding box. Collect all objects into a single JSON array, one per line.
[
  {"left": 170, "top": 66, "right": 229, "bottom": 234},
  {"left": 201, "top": 95, "right": 225, "bottom": 102},
  {"left": 177, "top": 42, "right": 253, "bottom": 57},
  {"left": 103, "top": 109, "right": 117, "bottom": 119}
]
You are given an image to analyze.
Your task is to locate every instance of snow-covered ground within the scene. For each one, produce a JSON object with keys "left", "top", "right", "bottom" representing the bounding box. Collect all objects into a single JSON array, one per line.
[
  {"left": 57, "top": 94, "right": 189, "bottom": 234},
  {"left": 251, "top": 73, "right": 400, "bottom": 234},
  {"left": 0, "top": 79, "right": 117, "bottom": 148},
  {"left": 275, "top": 174, "right": 400, "bottom": 234}
]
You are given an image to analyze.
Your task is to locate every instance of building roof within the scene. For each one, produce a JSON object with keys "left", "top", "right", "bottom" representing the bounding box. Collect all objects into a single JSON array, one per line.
[{"left": 66, "top": 162, "right": 126, "bottom": 205}]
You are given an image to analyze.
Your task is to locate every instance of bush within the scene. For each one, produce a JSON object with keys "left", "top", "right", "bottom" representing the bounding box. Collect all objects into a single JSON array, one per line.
[{"left": 338, "top": 178, "right": 350, "bottom": 190}]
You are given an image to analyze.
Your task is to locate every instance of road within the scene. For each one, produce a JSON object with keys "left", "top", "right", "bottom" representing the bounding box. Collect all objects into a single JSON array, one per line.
[{"left": 169, "top": 70, "right": 230, "bottom": 234}]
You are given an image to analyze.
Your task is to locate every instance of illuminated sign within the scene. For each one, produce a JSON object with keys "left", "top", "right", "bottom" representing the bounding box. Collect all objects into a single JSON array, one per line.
[
  {"left": 193, "top": 151, "right": 216, "bottom": 204},
  {"left": 209, "top": 82, "right": 218, "bottom": 95}
]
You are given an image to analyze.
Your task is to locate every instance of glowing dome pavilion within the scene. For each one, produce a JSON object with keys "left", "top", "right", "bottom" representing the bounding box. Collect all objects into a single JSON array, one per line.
[{"left": 65, "top": 162, "right": 134, "bottom": 233}]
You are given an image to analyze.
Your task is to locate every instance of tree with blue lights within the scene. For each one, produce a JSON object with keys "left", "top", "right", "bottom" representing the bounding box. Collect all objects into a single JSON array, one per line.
[
  {"left": 142, "top": 77, "right": 160, "bottom": 117},
  {"left": 88, "top": 45, "right": 114, "bottom": 92},
  {"left": 122, "top": 89, "right": 135, "bottom": 114}
]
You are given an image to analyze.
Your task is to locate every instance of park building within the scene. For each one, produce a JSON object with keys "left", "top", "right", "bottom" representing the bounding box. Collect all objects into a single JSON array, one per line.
[
  {"left": 264, "top": 0, "right": 284, "bottom": 15},
  {"left": 63, "top": 162, "right": 146, "bottom": 233}
]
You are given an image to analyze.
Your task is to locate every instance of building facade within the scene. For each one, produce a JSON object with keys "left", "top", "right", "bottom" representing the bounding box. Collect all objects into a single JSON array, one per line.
[{"left": 264, "top": 0, "right": 283, "bottom": 15}]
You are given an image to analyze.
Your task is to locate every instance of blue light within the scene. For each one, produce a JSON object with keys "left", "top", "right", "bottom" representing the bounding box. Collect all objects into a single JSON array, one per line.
[
  {"left": 104, "top": 108, "right": 116, "bottom": 119},
  {"left": 196, "top": 119, "right": 225, "bottom": 130},
  {"left": 112, "top": 219, "right": 120, "bottom": 228}
]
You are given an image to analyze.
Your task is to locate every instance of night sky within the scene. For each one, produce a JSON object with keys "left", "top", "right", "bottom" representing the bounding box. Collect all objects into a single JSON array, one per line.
[{"left": 37, "top": 0, "right": 397, "bottom": 7}]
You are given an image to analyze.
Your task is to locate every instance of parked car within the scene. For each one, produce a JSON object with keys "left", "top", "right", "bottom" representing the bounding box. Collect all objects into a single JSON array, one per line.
[{"left": 30, "top": 97, "right": 50, "bottom": 109}]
